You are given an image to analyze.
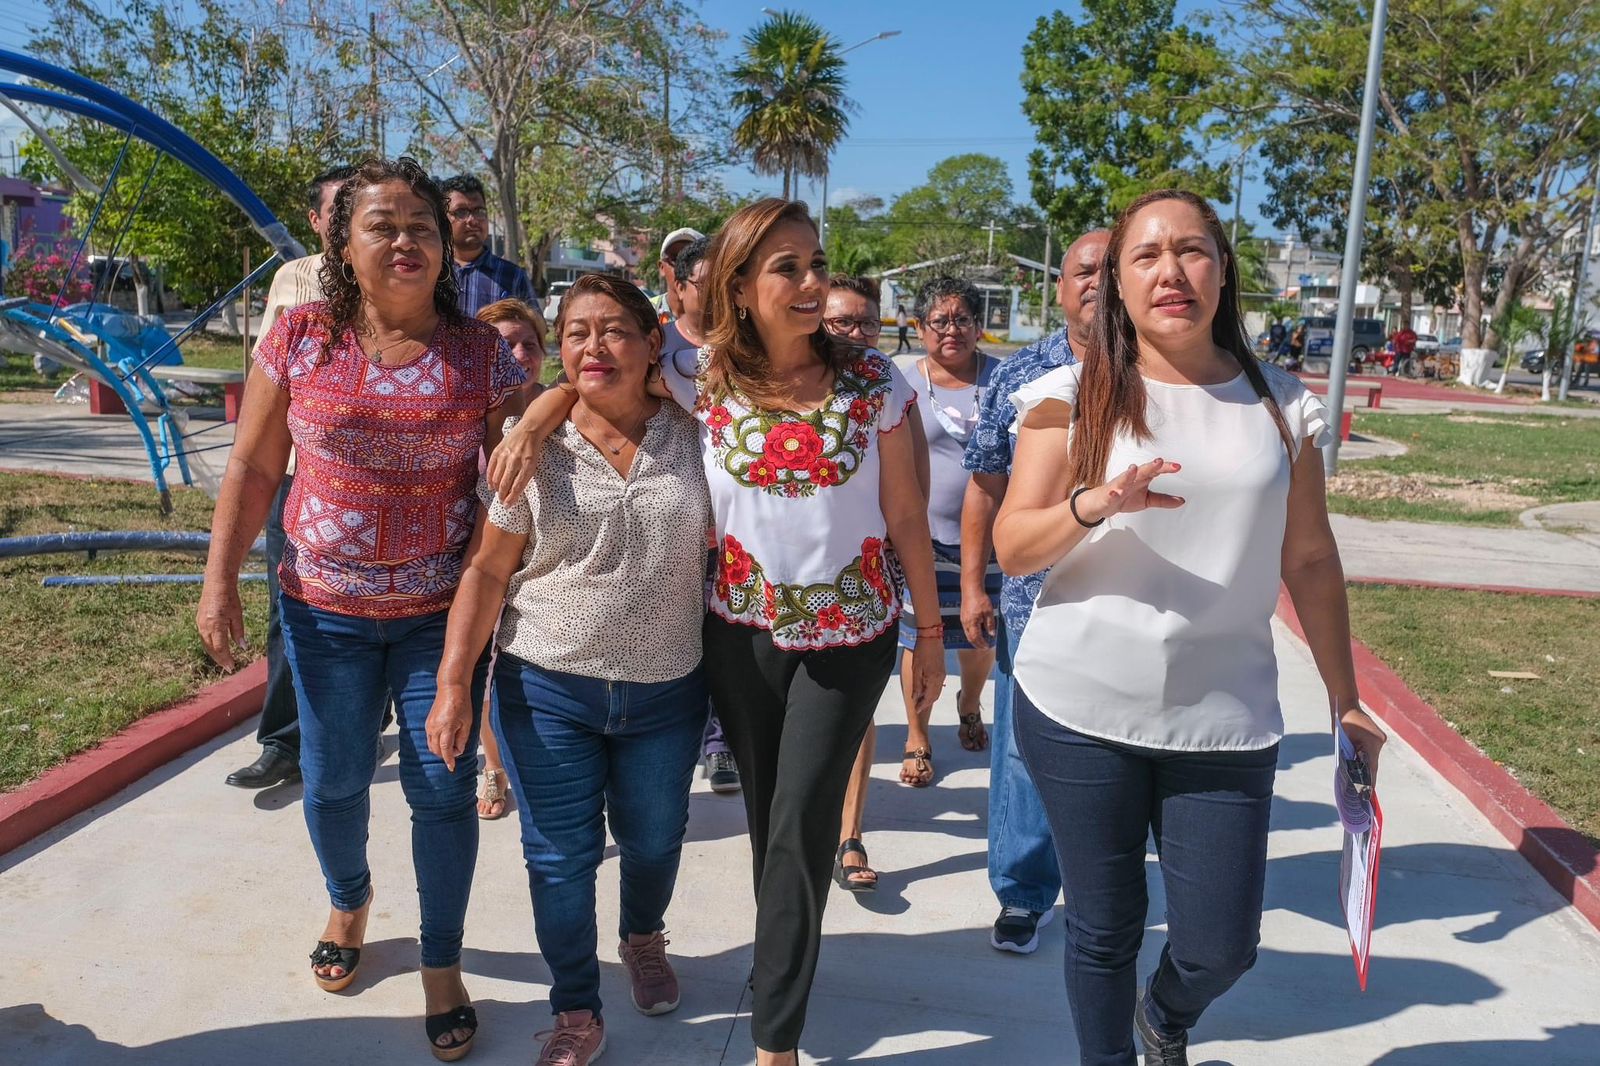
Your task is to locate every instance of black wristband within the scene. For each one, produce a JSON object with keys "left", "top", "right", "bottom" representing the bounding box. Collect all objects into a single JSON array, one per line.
[{"left": 1069, "top": 486, "right": 1105, "bottom": 528}]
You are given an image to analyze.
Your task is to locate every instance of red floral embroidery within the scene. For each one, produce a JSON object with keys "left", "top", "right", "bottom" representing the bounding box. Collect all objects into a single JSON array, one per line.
[
  {"left": 860, "top": 536, "right": 889, "bottom": 595},
  {"left": 707, "top": 405, "right": 732, "bottom": 433},
  {"left": 850, "top": 359, "right": 882, "bottom": 381},
  {"left": 748, "top": 458, "right": 779, "bottom": 487},
  {"left": 762, "top": 580, "right": 778, "bottom": 621},
  {"left": 763, "top": 421, "right": 824, "bottom": 470},
  {"left": 721, "top": 534, "right": 753, "bottom": 586},
  {"left": 816, "top": 604, "right": 847, "bottom": 630},
  {"left": 811, "top": 456, "right": 841, "bottom": 487},
  {"left": 847, "top": 398, "right": 872, "bottom": 425}
]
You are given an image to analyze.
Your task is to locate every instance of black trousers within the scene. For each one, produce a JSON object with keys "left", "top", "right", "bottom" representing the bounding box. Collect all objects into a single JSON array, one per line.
[
  {"left": 257, "top": 474, "right": 300, "bottom": 759},
  {"left": 702, "top": 615, "right": 898, "bottom": 1052}
]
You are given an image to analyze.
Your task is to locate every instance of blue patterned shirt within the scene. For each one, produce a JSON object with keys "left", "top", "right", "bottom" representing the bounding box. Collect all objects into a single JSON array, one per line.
[
  {"left": 962, "top": 328, "right": 1076, "bottom": 633},
  {"left": 453, "top": 249, "right": 538, "bottom": 318}
]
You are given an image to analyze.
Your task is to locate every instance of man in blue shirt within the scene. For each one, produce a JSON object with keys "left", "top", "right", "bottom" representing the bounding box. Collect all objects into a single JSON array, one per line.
[
  {"left": 440, "top": 174, "right": 539, "bottom": 317},
  {"left": 961, "top": 228, "right": 1109, "bottom": 954}
]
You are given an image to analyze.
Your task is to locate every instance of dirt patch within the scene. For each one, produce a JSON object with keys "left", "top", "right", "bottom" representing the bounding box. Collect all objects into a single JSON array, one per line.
[
  {"left": 1327, "top": 469, "right": 1542, "bottom": 512},
  {"left": 1444, "top": 415, "right": 1549, "bottom": 428}
]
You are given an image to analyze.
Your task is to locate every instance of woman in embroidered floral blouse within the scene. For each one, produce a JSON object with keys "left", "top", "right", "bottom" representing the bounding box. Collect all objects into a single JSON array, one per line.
[
  {"left": 198, "top": 157, "right": 523, "bottom": 1061},
  {"left": 489, "top": 200, "right": 944, "bottom": 1065}
]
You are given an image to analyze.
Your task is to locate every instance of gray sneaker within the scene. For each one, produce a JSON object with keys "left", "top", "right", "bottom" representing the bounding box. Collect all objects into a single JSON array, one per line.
[
  {"left": 705, "top": 751, "right": 741, "bottom": 793},
  {"left": 990, "top": 905, "right": 1054, "bottom": 954}
]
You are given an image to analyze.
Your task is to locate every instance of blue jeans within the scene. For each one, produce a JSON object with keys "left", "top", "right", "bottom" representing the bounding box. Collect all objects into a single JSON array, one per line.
[
  {"left": 988, "top": 615, "right": 1062, "bottom": 912},
  {"left": 1014, "top": 689, "right": 1278, "bottom": 1066},
  {"left": 493, "top": 652, "right": 706, "bottom": 1018},
  {"left": 257, "top": 475, "right": 300, "bottom": 759},
  {"left": 279, "top": 595, "right": 488, "bottom": 969}
]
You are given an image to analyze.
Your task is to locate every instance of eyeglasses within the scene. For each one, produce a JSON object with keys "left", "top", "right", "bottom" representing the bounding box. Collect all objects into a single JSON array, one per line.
[
  {"left": 447, "top": 208, "right": 489, "bottom": 222},
  {"left": 825, "top": 316, "right": 882, "bottom": 337},
  {"left": 924, "top": 314, "right": 976, "bottom": 334}
]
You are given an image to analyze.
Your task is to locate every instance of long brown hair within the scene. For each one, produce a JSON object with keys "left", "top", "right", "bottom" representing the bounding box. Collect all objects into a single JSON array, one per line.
[
  {"left": 699, "top": 198, "right": 853, "bottom": 410},
  {"left": 1067, "top": 188, "right": 1295, "bottom": 490}
]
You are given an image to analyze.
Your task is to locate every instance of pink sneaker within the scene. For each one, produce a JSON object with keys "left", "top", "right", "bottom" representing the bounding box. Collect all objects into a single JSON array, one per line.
[
  {"left": 535, "top": 1010, "right": 606, "bottom": 1065},
  {"left": 618, "top": 931, "right": 681, "bottom": 1015}
]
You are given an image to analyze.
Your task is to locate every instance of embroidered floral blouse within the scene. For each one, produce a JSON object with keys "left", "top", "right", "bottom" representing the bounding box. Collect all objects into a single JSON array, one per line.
[
  {"left": 256, "top": 302, "right": 525, "bottom": 619},
  {"left": 662, "top": 347, "right": 916, "bottom": 651}
]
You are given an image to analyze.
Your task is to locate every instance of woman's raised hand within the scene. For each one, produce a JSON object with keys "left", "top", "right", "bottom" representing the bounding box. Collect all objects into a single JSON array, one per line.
[{"left": 1078, "top": 458, "right": 1185, "bottom": 523}]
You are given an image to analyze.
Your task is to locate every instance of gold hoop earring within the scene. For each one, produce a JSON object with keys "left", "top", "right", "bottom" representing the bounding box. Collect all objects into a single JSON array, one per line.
[
  {"left": 341, "top": 261, "right": 356, "bottom": 283},
  {"left": 737, "top": 305, "right": 748, "bottom": 321}
]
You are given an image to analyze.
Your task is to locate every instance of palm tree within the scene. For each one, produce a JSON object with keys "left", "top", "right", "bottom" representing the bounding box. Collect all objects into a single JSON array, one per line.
[{"left": 730, "top": 11, "right": 852, "bottom": 200}]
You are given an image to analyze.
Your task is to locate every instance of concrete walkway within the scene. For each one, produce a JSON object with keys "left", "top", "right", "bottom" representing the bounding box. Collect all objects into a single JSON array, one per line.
[
  {"left": 0, "top": 401, "right": 233, "bottom": 491},
  {"left": 3, "top": 625, "right": 1598, "bottom": 1065},
  {"left": 1331, "top": 513, "right": 1600, "bottom": 593}
]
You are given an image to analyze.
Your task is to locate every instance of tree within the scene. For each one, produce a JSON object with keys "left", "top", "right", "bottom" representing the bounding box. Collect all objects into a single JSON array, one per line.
[
  {"left": 730, "top": 10, "right": 852, "bottom": 200},
  {"left": 1233, "top": 0, "right": 1600, "bottom": 352},
  {"left": 24, "top": 0, "right": 354, "bottom": 318},
  {"left": 314, "top": 0, "right": 728, "bottom": 291},
  {"left": 1020, "top": 0, "right": 1229, "bottom": 238},
  {"left": 881, "top": 154, "right": 1018, "bottom": 269}
]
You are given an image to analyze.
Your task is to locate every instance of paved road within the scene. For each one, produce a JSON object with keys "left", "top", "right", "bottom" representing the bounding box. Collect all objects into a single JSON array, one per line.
[{"left": 2, "top": 624, "right": 1597, "bottom": 1065}]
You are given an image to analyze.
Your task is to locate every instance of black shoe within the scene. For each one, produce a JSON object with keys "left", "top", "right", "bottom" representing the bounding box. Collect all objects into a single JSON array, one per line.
[
  {"left": 705, "top": 751, "right": 741, "bottom": 793},
  {"left": 226, "top": 748, "right": 301, "bottom": 789},
  {"left": 1135, "top": 990, "right": 1190, "bottom": 1066},
  {"left": 990, "top": 905, "right": 1053, "bottom": 954}
]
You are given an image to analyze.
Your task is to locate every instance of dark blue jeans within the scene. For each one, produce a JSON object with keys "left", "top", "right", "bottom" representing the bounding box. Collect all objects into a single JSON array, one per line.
[
  {"left": 492, "top": 652, "right": 705, "bottom": 1018},
  {"left": 1014, "top": 688, "right": 1278, "bottom": 1066},
  {"left": 257, "top": 474, "right": 300, "bottom": 759},
  {"left": 279, "top": 595, "right": 488, "bottom": 969},
  {"left": 988, "top": 615, "right": 1062, "bottom": 912}
]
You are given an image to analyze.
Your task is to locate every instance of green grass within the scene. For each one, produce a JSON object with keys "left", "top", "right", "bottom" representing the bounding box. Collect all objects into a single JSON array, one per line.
[
  {"left": 1347, "top": 584, "right": 1600, "bottom": 846},
  {"left": 1332, "top": 411, "right": 1600, "bottom": 525},
  {"left": 0, "top": 472, "right": 266, "bottom": 792}
]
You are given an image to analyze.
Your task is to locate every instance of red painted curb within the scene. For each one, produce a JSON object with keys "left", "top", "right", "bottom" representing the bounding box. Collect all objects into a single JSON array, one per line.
[
  {"left": 1345, "top": 575, "right": 1600, "bottom": 601},
  {"left": 0, "top": 660, "right": 266, "bottom": 857},
  {"left": 1276, "top": 588, "right": 1600, "bottom": 933}
]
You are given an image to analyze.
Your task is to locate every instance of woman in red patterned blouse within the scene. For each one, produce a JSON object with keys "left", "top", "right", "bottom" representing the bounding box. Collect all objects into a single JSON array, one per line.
[{"left": 198, "top": 157, "right": 523, "bottom": 1061}]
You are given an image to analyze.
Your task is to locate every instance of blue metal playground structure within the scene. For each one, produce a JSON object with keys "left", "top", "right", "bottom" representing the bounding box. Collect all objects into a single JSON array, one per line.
[{"left": 0, "top": 48, "right": 304, "bottom": 513}]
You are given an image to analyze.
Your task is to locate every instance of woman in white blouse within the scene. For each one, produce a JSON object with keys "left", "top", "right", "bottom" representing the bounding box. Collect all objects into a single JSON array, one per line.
[
  {"left": 490, "top": 200, "right": 944, "bottom": 1066},
  {"left": 428, "top": 275, "right": 711, "bottom": 1066},
  {"left": 994, "top": 190, "right": 1387, "bottom": 1066}
]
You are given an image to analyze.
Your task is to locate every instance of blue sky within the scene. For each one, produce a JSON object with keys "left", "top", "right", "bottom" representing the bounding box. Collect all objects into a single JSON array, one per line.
[
  {"left": 698, "top": 0, "right": 1273, "bottom": 230},
  {"left": 0, "top": 1, "right": 1276, "bottom": 231}
]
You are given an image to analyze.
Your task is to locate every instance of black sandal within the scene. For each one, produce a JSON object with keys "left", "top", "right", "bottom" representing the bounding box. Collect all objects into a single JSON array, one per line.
[
  {"left": 310, "top": 940, "right": 361, "bottom": 993},
  {"left": 901, "top": 746, "right": 934, "bottom": 787},
  {"left": 957, "top": 695, "right": 990, "bottom": 753},
  {"left": 425, "top": 1004, "right": 478, "bottom": 1062},
  {"left": 833, "top": 838, "right": 878, "bottom": 893}
]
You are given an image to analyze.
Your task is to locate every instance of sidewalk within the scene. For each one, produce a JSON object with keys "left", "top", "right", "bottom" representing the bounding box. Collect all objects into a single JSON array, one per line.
[
  {"left": 3, "top": 624, "right": 1598, "bottom": 1065},
  {"left": 0, "top": 401, "right": 233, "bottom": 488},
  {"left": 1331, "top": 513, "right": 1600, "bottom": 593}
]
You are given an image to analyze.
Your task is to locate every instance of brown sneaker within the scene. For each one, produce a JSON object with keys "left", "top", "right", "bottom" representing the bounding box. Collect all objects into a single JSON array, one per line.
[
  {"left": 618, "top": 930, "right": 680, "bottom": 1015},
  {"left": 535, "top": 1010, "right": 606, "bottom": 1065}
]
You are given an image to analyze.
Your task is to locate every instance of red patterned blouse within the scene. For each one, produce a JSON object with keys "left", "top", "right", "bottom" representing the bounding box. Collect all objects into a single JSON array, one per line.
[{"left": 256, "top": 302, "right": 525, "bottom": 619}]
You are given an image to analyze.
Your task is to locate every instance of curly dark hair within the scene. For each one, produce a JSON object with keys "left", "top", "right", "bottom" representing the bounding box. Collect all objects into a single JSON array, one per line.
[
  {"left": 913, "top": 276, "right": 982, "bottom": 323},
  {"left": 439, "top": 174, "right": 486, "bottom": 201},
  {"left": 318, "top": 156, "right": 460, "bottom": 334}
]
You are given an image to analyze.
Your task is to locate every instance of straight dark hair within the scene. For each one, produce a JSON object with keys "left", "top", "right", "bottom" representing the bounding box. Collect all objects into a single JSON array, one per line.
[{"left": 1068, "top": 188, "right": 1294, "bottom": 491}]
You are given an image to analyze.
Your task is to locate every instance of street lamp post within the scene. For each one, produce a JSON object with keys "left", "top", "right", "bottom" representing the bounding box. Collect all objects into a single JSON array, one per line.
[{"left": 1324, "top": 0, "right": 1389, "bottom": 477}]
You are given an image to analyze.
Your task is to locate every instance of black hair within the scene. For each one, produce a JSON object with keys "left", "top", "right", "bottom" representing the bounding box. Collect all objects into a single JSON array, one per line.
[
  {"left": 307, "top": 165, "right": 358, "bottom": 213},
  {"left": 439, "top": 174, "right": 487, "bottom": 202},
  {"left": 830, "top": 274, "right": 881, "bottom": 308},
  {"left": 673, "top": 235, "right": 711, "bottom": 283},
  {"left": 913, "top": 276, "right": 982, "bottom": 323}
]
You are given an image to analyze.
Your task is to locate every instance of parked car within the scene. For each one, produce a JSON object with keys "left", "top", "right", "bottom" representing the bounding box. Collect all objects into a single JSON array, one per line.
[
  {"left": 543, "top": 280, "right": 573, "bottom": 320},
  {"left": 1440, "top": 336, "right": 1463, "bottom": 354},
  {"left": 1414, "top": 333, "right": 1440, "bottom": 353},
  {"left": 1301, "top": 315, "right": 1389, "bottom": 366},
  {"left": 1521, "top": 349, "right": 1548, "bottom": 374}
]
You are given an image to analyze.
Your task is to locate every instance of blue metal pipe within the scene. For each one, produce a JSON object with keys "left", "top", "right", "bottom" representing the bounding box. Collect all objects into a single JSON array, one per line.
[
  {"left": 0, "top": 531, "right": 265, "bottom": 559},
  {"left": 43, "top": 573, "right": 268, "bottom": 588}
]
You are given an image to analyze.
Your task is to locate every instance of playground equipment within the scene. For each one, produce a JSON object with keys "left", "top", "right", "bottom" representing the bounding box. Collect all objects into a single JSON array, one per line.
[
  {"left": 0, "top": 49, "right": 304, "bottom": 512},
  {"left": 0, "top": 530, "right": 266, "bottom": 588}
]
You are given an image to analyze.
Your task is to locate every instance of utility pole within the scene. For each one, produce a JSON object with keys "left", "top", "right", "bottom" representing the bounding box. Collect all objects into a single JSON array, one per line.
[
  {"left": 660, "top": 51, "right": 672, "bottom": 210},
  {"left": 367, "top": 12, "right": 382, "bottom": 154},
  {"left": 1324, "top": 0, "right": 1388, "bottom": 476},
  {"left": 1041, "top": 223, "right": 1053, "bottom": 322},
  {"left": 1231, "top": 151, "right": 1247, "bottom": 249}
]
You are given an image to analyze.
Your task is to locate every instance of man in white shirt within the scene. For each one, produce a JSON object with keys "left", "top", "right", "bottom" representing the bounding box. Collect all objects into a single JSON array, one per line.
[{"left": 225, "top": 164, "right": 354, "bottom": 789}]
